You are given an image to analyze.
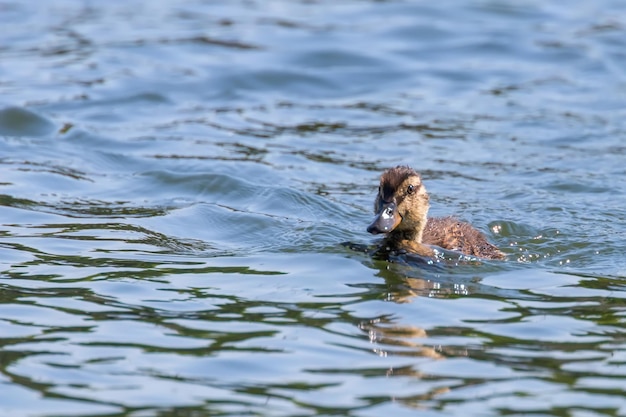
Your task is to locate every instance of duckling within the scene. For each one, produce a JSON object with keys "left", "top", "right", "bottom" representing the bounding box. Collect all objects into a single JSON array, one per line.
[{"left": 367, "top": 166, "right": 504, "bottom": 260}]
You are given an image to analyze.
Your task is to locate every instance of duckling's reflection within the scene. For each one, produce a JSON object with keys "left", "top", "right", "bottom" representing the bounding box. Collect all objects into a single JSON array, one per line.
[
  {"left": 349, "top": 255, "right": 484, "bottom": 407},
  {"left": 358, "top": 316, "right": 441, "bottom": 359},
  {"left": 356, "top": 315, "right": 456, "bottom": 404}
]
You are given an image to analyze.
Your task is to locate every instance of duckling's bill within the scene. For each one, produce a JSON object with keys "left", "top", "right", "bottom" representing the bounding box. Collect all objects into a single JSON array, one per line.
[{"left": 367, "top": 202, "right": 401, "bottom": 234}]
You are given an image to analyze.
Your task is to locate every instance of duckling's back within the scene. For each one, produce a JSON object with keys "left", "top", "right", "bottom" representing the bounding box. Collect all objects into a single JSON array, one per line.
[{"left": 423, "top": 217, "right": 504, "bottom": 260}]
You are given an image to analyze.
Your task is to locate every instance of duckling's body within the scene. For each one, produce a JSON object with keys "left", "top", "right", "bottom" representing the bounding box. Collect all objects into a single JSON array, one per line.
[{"left": 368, "top": 166, "right": 504, "bottom": 260}]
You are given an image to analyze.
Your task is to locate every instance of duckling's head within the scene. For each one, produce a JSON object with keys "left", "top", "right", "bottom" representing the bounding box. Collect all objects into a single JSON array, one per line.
[{"left": 367, "top": 166, "right": 429, "bottom": 241}]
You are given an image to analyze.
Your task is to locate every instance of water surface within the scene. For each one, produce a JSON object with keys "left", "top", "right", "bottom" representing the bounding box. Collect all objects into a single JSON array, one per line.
[{"left": 1, "top": 1, "right": 626, "bottom": 416}]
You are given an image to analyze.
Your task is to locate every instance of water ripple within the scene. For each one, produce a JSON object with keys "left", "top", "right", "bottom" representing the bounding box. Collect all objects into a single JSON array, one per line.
[{"left": 1, "top": 0, "right": 626, "bottom": 415}]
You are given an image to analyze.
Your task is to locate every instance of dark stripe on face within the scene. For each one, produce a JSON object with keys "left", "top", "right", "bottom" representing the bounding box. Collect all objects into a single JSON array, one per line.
[{"left": 381, "top": 184, "right": 395, "bottom": 202}]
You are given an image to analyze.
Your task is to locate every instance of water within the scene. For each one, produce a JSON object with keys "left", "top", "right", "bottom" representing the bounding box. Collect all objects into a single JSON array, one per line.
[{"left": 1, "top": 1, "right": 626, "bottom": 416}]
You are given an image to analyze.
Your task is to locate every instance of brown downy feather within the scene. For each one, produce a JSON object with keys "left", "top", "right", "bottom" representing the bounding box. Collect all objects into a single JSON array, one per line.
[{"left": 423, "top": 217, "right": 504, "bottom": 260}]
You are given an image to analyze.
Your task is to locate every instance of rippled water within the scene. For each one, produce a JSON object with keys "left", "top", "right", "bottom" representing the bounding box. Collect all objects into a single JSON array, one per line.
[{"left": 1, "top": 1, "right": 626, "bottom": 416}]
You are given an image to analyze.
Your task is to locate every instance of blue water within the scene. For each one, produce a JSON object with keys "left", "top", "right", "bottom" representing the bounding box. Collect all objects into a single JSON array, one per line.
[{"left": 1, "top": 1, "right": 626, "bottom": 416}]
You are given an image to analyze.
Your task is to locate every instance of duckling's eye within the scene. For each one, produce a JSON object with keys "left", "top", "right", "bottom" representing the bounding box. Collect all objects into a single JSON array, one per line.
[{"left": 407, "top": 184, "right": 415, "bottom": 195}]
